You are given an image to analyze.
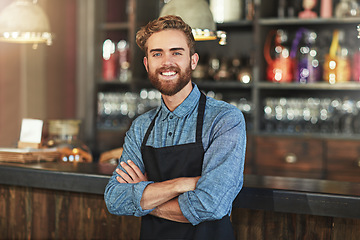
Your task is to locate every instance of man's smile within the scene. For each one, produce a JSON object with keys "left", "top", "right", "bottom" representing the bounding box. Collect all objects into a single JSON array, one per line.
[
  {"left": 157, "top": 67, "right": 180, "bottom": 80},
  {"left": 161, "top": 71, "right": 177, "bottom": 76}
]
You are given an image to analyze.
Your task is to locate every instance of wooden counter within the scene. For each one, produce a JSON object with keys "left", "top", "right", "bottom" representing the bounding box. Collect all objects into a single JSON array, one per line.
[{"left": 0, "top": 162, "right": 359, "bottom": 239}]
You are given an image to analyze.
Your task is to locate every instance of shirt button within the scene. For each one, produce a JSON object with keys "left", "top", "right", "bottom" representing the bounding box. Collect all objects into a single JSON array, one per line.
[
  {"left": 168, "top": 132, "right": 173, "bottom": 136},
  {"left": 169, "top": 115, "right": 173, "bottom": 119}
]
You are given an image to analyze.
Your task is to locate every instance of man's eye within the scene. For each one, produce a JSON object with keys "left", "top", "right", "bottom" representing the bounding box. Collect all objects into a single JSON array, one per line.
[
  {"left": 153, "top": 53, "right": 161, "bottom": 57},
  {"left": 174, "top": 52, "right": 182, "bottom": 56}
]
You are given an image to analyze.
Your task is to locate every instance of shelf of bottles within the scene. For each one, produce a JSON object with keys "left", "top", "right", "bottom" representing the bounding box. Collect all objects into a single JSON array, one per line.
[
  {"left": 262, "top": 25, "right": 360, "bottom": 84},
  {"left": 97, "top": 89, "right": 161, "bottom": 130},
  {"left": 261, "top": 96, "right": 360, "bottom": 137},
  {"left": 190, "top": 52, "right": 254, "bottom": 132},
  {"left": 99, "top": 39, "right": 255, "bottom": 131},
  {"left": 99, "top": 0, "right": 134, "bottom": 84},
  {"left": 102, "top": 38, "right": 132, "bottom": 84},
  {"left": 97, "top": 0, "right": 360, "bottom": 139},
  {"left": 261, "top": 0, "right": 360, "bottom": 84},
  {"left": 96, "top": 88, "right": 254, "bottom": 132},
  {"left": 256, "top": 0, "right": 360, "bottom": 139}
]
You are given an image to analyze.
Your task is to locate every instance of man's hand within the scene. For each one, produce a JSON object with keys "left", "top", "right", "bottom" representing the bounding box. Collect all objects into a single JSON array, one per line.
[
  {"left": 140, "top": 176, "right": 200, "bottom": 210},
  {"left": 116, "top": 160, "right": 148, "bottom": 183},
  {"left": 115, "top": 159, "right": 200, "bottom": 222},
  {"left": 150, "top": 198, "right": 190, "bottom": 223}
]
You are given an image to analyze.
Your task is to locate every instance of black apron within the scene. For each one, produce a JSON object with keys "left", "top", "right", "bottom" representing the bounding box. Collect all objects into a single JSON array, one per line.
[{"left": 140, "top": 93, "right": 235, "bottom": 240}]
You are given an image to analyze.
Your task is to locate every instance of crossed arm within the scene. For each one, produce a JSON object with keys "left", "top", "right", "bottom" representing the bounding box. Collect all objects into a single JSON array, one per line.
[{"left": 116, "top": 160, "right": 200, "bottom": 223}]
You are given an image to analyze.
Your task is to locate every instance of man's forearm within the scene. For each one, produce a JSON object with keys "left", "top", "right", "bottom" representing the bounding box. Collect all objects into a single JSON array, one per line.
[
  {"left": 150, "top": 198, "right": 189, "bottom": 223},
  {"left": 140, "top": 176, "right": 199, "bottom": 210}
]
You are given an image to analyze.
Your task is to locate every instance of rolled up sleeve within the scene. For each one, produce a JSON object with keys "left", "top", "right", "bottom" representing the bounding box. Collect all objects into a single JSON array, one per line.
[
  {"left": 178, "top": 108, "right": 246, "bottom": 225},
  {"left": 105, "top": 174, "right": 154, "bottom": 217},
  {"left": 104, "top": 117, "right": 155, "bottom": 217}
]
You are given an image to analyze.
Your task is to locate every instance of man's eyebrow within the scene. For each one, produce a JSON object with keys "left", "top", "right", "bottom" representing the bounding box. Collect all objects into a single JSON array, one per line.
[
  {"left": 149, "top": 48, "right": 163, "bottom": 53},
  {"left": 170, "top": 47, "right": 185, "bottom": 51},
  {"left": 149, "top": 47, "right": 185, "bottom": 53}
]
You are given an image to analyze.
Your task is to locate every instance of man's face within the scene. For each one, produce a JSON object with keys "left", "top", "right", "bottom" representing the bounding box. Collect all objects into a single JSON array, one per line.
[{"left": 143, "top": 29, "right": 198, "bottom": 96}]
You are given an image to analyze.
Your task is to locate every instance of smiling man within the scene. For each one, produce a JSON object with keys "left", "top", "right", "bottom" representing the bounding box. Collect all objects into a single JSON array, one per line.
[
  {"left": 104, "top": 15, "right": 246, "bottom": 240},
  {"left": 144, "top": 28, "right": 196, "bottom": 110}
]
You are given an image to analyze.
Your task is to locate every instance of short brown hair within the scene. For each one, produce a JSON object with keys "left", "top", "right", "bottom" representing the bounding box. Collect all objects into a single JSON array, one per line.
[{"left": 136, "top": 15, "right": 195, "bottom": 56}]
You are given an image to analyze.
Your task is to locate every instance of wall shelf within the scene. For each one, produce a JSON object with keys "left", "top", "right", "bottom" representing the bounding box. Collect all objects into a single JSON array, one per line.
[
  {"left": 217, "top": 20, "right": 254, "bottom": 28},
  {"left": 259, "top": 17, "right": 360, "bottom": 26},
  {"left": 196, "top": 81, "right": 253, "bottom": 89},
  {"left": 257, "top": 82, "right": 360, "bottom": 90}
]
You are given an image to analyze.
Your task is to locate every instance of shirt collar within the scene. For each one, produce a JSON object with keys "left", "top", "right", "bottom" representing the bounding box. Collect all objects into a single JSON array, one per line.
[{"left": 160, "top": 83, "right": 201, "bottom": 120}]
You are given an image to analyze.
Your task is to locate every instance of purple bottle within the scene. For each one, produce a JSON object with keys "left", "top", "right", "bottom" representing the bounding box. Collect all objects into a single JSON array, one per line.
[{"left": 291, "top": 28, "right": 322, "bottom": 83}]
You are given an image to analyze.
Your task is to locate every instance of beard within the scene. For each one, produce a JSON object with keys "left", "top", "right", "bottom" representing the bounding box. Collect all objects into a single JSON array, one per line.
[{"left": 147, "top": 63, "right": 192, "bottom": 96}]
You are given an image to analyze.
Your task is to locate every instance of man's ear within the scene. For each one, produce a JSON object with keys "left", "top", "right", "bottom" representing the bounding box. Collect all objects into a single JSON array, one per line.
[
  {"left": 191, "top": 53, "right": 199, "bottom": 70},
  {"left": 143, "top": 56, "right": 149, "bottom": 72}
]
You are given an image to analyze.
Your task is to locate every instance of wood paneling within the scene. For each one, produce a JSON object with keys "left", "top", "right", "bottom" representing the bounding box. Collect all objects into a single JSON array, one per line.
[
  {"left": 232, "top": 208, "right": 360, "bottom": 240},
  {"left": 255, "top": 136, "right": 324, "bottom": 178},
  {"left": 0, "top": 185, "right": 141, "bottom": 240},
  {"left": 326, "top": 140, "right": 360, "bottom": 182},
  {"left": 1, "top": 184, "right": 359, "bottom": 239}
]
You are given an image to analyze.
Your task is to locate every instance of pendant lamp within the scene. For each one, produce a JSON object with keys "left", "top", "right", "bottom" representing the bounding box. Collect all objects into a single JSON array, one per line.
[
  {"left": 160, "top": 0, "right": 226, "bottom": 45},
  {"left": 0, "top": 0, "right": 53, "bottom": 48}
]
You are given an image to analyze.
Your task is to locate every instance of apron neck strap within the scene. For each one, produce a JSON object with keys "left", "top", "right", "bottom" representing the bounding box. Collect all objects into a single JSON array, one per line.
[
  {"left": 141, "top": 91, "right": 207, "bottom": 147},
  {"left": 196, "top": 92, "right": 206, "bottom": 143}
]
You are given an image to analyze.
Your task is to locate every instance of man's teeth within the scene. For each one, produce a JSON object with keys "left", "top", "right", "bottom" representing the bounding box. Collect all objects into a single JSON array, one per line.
[{"left": 161, "top": 71, "right": 176, "bottom": 76}]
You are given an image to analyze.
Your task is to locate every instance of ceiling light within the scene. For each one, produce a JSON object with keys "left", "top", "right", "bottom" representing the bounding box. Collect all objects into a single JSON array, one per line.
[
  {"left": 160, "top": 0, "right": 226, "bottom": 45},
  {"left": 0, "top": 0, "right": 53, "bottom": 48}
]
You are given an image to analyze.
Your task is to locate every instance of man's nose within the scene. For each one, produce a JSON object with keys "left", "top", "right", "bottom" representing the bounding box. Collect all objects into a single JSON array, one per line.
[{"left": 162, "top": 53, "right": 173, "bottom": 65}]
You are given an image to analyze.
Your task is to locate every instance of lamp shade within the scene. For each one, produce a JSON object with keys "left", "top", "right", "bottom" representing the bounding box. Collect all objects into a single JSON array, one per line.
[
  {"left": 160, "top": 0, "right": 226, "bottom": 44},
  {"left": 0, "top": 0, "right": 52, "bottom": 45},
  {"left": 160, "top": 0, "right": 216, "bottom": 32}
]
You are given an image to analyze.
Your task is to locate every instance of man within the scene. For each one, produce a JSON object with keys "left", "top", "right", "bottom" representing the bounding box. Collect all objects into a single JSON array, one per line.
[{"left": 104, "top": 15, "right": 246, "bottom": 240}]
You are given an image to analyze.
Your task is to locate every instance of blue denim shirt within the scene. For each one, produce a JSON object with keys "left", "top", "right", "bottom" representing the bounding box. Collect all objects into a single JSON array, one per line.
[{"left": 104, "top": 84, "right": 246, "bottom": 225}]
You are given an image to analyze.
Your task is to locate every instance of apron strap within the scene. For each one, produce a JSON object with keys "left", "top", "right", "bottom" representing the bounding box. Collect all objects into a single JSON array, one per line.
[
  {"left": 196, "top": 92, "right": 206, "bottom": 144},
  {"left": 141, "top": 91, "right": 206, "bottom": 148},
  {"left": 141, "top": 108, "right": 160, "bottom": 149}
]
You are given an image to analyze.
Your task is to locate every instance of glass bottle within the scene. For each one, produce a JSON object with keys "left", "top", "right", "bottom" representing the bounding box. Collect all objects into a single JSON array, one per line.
[
  {"left": 245, "top": 0, "right": 255, "bottom": 20},
  {"left": 278, "top": 0, "right": 296, "bottom": 18},
  {"left": 264, "top": 29, "right": 293, "bottom": 83},
  {"left": 237, "top": 56, "right": 252, "bottom": 84},
  {"left": 208, "top": 55, "right": 220, "bottom": 80},
  {"left": 214, "top": 58, "right": 231, "bottom": 81},
  {"left": 278, "top": 0, "right": 286, "bottom": 18},
  {"left": 229, "top": 57, "right": 241, "bottom": 80},
  {"left": 335, "top": 0, "right": 360, "bottom": 18},
  {"left": 117, "top": 40, "right": 131, "bottom": 83},
  {"left": 320, "top": 0, "right": 333, "bottom": 18},
  {"left": 102, "top": 39, "right": 116, "bottom": 81},
  {"left": 336, "top": 30, "right": 351, "bottom": 82},
  {"left": 352, "top": 47, "right": 360, "bottom": 82},
  {"left": 45, "top": 120, "right": 92, "bottom": 163},
  {"left": 293, "top": 29, "right": 322, "bottom": 83},
  {"left": 323, "top": 30, "right": 351, "bottom": 84}
]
